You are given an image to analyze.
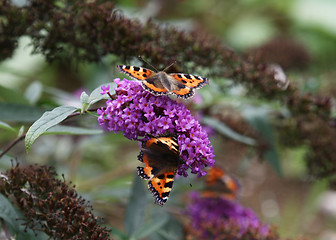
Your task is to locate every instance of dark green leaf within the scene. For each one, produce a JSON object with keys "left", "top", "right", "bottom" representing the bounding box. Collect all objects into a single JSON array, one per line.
[
  {"left": 0, "top": 193, "right": 19, "bottom": 231},
  {"left": 132, "top": 212, "right": 169, "bottom": 239},
  {"left": 202, "top": 117, "right": 256, "bottom": 146},
  {"left": 0, "top": 194, "right": 48, "bottom": 239},
  {"left": 16, "top": 227, "right": 48, "bottom": 240},
  {"left": 242, "top": 107, "right": 282, "bottom": 175},
  {"left": 0, "top": 103, "right": 45, "bottom": 122},
  {"left": 149, "top": 215, "right": 183, "bottom": 240},
  {"left": 124, "top": 171, "right": 148, "bottom": 239},
  {"left": 44, "top": 125, "right": 103, "bottom": 135},
  {"left": 110, "top": 227, "right": 128, "bottom": 240},
  {"left": 25, "top": 106, "right": 78, "bottom": 152}
]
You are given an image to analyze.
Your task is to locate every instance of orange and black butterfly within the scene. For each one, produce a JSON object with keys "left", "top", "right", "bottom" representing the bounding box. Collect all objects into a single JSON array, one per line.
[
  {"left": 203, "top": 166, "right": 240, "bottom": 201},
  {"left": 137, "top": 135, "right": 183, "bottom": 206},
  {"left": 117, "top": 65, "right": 208, "bottom": 99}
]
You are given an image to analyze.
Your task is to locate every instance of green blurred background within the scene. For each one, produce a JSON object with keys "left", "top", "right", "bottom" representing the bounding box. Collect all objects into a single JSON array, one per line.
[{"left": 1, "top": 0, "right": 336, "bottom": 239}]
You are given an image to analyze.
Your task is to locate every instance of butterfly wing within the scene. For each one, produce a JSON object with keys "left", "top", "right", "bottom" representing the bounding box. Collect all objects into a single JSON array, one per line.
[
  {"left": 169, "top": 73, "right": 209, "bottom": 89},
  {"left": 117, "top": 65, "right": 208, "bottom": 99},
  {"left": 203, "top": 166, "right": 240, "bottom": 200},
  {"left": 148, "top": 172, "right": 175, "bottom": 206},
  {"left": 141, "top": 78, "right": 169, "bottom": 95},
  {"left": 117, "top": 65, "right": 169, "bottom": 95},
  {"left": 117, "top": 65, "right": 155, "bottom": 80},
  {"left": 166, "top": 73, "right": 208, "bottom": 98},
  {"left": 137, "top": 136, "right": 180, "bottom": 206}
]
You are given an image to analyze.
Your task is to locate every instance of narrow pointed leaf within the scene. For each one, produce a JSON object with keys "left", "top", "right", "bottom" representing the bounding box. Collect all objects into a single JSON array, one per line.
[
  {"left": 25, "top": 106, "right": 78, "bottom": 152},
  {"left": 124, "top": 171, "right": 148, "bottom": 239},
  {"left": 132, "top": 213, "right": 169, "bottom": 239},
  {"left": 0, "top": 121, "right": 16, "bottom": 133},
  {"left": 202, "top": 117, "right": 256, "bottom": 146},
  {"left": 242, "top": 107, "right": 282, "bottom": 175},
  {"left": 0, "top": 193, "right": 48, "bottom": 239},
  {"left": 0, "top": 193, "right": 19, "bottom": 231}
]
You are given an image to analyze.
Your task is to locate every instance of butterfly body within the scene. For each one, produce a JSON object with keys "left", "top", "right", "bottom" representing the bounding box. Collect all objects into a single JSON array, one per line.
[
  {"left": 137, "top": 135, "right": 181, "bottom": 206},
  {"left": 117, "top": 65, "right": 208, "bottom": 99}
]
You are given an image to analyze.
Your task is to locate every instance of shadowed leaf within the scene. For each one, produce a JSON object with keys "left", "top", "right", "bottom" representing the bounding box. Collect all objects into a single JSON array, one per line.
[{"left": 124, "top": 171, "right": 148, "bottom": 239}]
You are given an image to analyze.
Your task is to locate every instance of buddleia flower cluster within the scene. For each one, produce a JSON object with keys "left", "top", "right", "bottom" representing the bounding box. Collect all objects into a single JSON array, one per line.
[
  {"left": 186, "top": 192, "right": 279, "bottom": 240},
  {"left": 97, "top": 78, "right": 215, "bottom": 177}
]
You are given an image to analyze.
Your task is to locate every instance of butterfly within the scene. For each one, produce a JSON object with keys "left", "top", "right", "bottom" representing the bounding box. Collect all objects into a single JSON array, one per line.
[
  {"left": 117, "top": 65, "right": 209, "bottom": 99},
  {"left": 202, "top": 166, "right": 240, "bottom": 201},
  {"left": 137, "top": 135, "right": 182, "bottom": 206}
]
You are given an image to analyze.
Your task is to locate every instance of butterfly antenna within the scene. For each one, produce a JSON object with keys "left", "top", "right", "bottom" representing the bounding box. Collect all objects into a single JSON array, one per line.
[
  {"left": 137, "top": 56, "right": 159, "bottom": 71},
  {"left": 162, "top": 61, "right": 176, "bottom": 72}
]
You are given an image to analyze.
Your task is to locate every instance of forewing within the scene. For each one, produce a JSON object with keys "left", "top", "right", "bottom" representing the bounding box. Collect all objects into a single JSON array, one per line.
[
  {"left": 169, "top": 73, "right": 209, "bottom": 89},
  {"left": 117, "top": 65, "right": 155, "bottom": 80}
]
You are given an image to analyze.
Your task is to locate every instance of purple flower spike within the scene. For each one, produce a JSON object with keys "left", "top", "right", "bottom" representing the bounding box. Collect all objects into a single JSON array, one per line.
[
  {"left": 97, "top": 79, "right": 215, "bottom": 177},
  {"left": 187, "top": 192, "right": 273, "bottom": 239}
]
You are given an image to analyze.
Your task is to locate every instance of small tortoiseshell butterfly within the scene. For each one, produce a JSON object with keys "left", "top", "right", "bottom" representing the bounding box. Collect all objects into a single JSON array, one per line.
[
  {"left": 137, "top": 135, "right": 182, "bottom": 206},
  {"left": 203, "top": 166, "right": 240, "bottom": 201},
  {"left": 117, "top": 65, "right": 209, "bottom": 99}
]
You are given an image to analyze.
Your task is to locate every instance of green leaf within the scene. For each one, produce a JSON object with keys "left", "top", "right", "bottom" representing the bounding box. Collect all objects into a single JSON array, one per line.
[
  {"left": 0, "top": 121, "right": 16, "bottom": 133},
  {"left": 242, "top": 107, "right": 282, "bottom": 175},
  {"left": 0, "top": 103, "right": 45, "bottom": 122},
  {"left": 44, "top": 125, "right": 103, "bottom": 135},
  {"left": 16, "top": 229, "right": 48, "bottom": 240},
  {"left": 0, "top": 85, "right": 27, "bottom": 104},
  {"left": 80, "top": 91, "right": 90, "bottom": 112},
  {"left": 202, "top": 117, "right": 256, "bottom": 146},
  {"left": 25, "top": 106, "right": 78, "bottom": 152},
  {"left": 0, "top": 193, "right": 48, "bottom": 240},
  {"left": 24, "top": 81, "right": 43, "bottom": 104},
  {"left": 110, "top": 227, "right": 128, "bottom": 240},
  {"left": 0, "top": 193, "right": 19, "bottom": 231},
  {"left": 149, "top": 215, "right": 183, "bottom": 240},
  {"left": 17, "top": 125, "right": 25, "bottom": 137},
  {"left": 132, "top": 213, "right": 169, "bottom": 239},
  {"left": 124, "top": 171, "right": 148, "bottom": 239}
]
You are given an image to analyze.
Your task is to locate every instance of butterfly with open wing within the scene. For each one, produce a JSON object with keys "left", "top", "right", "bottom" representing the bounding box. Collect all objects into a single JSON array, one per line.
[{"left": 117, "top": 65, "right": 209, "bottom": 99}]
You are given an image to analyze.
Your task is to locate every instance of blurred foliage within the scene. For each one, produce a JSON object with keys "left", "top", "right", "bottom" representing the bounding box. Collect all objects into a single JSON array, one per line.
[{"left": 0, "top": 0, "right": 335, "bottom": 239}]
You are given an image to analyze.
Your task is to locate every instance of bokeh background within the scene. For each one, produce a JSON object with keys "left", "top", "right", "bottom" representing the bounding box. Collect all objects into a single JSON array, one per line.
[{"left": 1, "top": 0, "right": 336, "bottom": 239}]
